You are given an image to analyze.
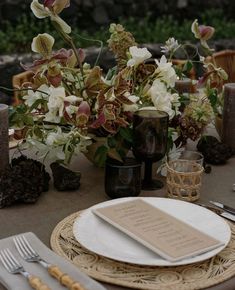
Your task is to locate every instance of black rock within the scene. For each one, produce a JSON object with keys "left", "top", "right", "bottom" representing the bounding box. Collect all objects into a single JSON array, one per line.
[
  {"left": 50, "top": 162, "right": 81, "bottom": 191},
  {"left": 197, "top": 136, "right": 233, "bottom": 165},
  {"left": 0, "top": 155, "right": 50, "bottom": 208}
]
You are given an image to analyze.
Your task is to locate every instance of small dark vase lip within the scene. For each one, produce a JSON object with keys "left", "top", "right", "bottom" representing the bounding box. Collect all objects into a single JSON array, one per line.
[
  {"left": 105, "top": 157, "right": 141, "bottom": 168},
  {"left": 134, "top": 109, "right": 169, "bottom": 119}
]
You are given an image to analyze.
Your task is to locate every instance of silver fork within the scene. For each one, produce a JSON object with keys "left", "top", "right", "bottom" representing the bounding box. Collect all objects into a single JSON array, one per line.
[
  {"left": 0, "top": 248, "right": 51, "bottom": 290},
  {"left": 14, "top": 235, "right": 85, "bottom": 290}
]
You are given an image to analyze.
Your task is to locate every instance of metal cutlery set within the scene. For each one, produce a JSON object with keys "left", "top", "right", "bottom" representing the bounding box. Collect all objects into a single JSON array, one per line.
[
  {"left": 209, "top": 201, "right": 235, "bottom": 222},
  {"left": 0, "top": 235, "right": 85, "bottom": 290}
]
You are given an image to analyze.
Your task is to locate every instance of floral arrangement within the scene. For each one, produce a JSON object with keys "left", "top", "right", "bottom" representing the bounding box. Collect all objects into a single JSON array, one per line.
[{"left": 9, "top": 0, "right": 227, "bottom": 166}]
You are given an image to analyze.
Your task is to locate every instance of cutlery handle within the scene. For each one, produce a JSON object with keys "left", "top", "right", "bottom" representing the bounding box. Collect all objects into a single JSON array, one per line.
[
  {"left": 28, "top": 275, "right": 51, "bottom": 290},
  {"left": 48, "top": 265, "right": 85, "bottom": 290}
]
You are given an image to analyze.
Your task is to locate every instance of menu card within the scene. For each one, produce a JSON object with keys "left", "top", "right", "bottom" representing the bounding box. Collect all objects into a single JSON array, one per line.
[{"left": 93, "top": 199, "right": 223, "bottom": 262}]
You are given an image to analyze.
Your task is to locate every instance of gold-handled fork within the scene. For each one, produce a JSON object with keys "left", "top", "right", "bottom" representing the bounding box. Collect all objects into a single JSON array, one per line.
[
  {"left": 0, "top": 248, "right": 51, "bottom": 290},
  {"left": 14, "top": 235, "right": 85, "bottom": 290}
]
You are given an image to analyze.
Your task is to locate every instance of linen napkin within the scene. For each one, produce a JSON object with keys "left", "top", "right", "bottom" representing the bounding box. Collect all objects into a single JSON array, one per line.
[{"left": 0, "top": 232, "right": 106, "bottom": 290}]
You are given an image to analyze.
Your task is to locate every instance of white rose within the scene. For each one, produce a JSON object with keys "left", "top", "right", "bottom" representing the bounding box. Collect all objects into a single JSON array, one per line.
[
  {"left": 155, "top": 55, "right": 177, "bottom": 88},
  {"left": 148, "top": 79, "right": 179, "bottom": 119},
  {"left": 127, "top": 46, "right": 152, "bottom": 67}
]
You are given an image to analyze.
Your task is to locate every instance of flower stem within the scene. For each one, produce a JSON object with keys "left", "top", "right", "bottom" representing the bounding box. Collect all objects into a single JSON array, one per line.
[
  {"left": 51, "top": 21, "right": 84, "bottom": 77},
  {"left": 0, "top": 86, "right": 49, "bottom": 95}
]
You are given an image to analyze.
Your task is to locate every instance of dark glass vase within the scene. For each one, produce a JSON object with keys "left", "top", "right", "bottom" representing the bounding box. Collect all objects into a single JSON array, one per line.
[
  {"left": 133, "top": 110, "right": 169, "bottom": 190},
  {"left": 105, "top": 158, "right": 142, "bottom": 199}
]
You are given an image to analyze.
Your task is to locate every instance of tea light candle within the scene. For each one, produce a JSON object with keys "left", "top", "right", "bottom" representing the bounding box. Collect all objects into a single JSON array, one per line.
[
  {"left": 0, "top": 104, "right": 9, "bottom": 175},
  {"left": 222, "top": 83, "right": 235, "bottom": 150},
  {"left": 175, "top": 78, "right": 192, "bottom": 94}
]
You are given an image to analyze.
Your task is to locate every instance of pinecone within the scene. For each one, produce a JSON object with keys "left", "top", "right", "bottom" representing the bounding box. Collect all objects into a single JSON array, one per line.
[
  {"left": 0, "top": 156, "right": 50, "bottom": 208},
  {"left": 197, "top": 136, "right": 233, "bottom": 165},
  {"left": 50, "top": 162, "right": 81, "bottom": 191}
]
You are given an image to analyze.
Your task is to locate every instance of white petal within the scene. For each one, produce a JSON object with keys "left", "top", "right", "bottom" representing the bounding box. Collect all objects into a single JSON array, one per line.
[
  {"left": 31, "top": 33, "right": 55, "bottom": 56},
  {"left": 51, "top": 15, "right": 71, "bottom": 34},
  {"left": 31, "top": 0, "right": 50, "bottom": 19}
]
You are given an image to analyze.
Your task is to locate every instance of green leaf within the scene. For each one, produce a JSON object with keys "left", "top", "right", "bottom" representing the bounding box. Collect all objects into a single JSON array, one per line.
[
  {"left": 107, "top": 136, "right": 117, "bottom": 148},
  {"left": 208, "top": 88, "right": 218, "bottom": 110},
  {"left": 119, "top": 127, "right": 133, "bottom": 143},
  {"left": 107, "top": 148, "right": 123, "bottom": 162},
  {"left": 182, "top": 61, "right": 193, "bottom": 73},
  {"left": 34, "top": 127, "right": 43, "bottom": 139},
  {"left": 94, "top": 145, "right": 108, "bottom": 167},
  {"left": 22, "top": 115, "right": 34, "bottom": 126},
  {"left": 30, "top": 99, "right": 48, "bottom": 111}
]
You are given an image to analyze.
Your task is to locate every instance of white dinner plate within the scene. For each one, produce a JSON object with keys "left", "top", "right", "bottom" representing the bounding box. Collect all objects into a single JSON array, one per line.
[{"left": 73, "top": 197, "right": 231, "bottom": 266}]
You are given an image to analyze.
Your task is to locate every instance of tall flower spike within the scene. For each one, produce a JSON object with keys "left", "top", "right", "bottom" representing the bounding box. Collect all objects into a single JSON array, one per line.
[{"left": 31, "top": 0, "right": 71, "bottom": 34}]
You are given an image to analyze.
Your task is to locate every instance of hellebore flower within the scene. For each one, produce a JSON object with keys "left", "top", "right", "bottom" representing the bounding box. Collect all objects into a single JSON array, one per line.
[
  {"left": 44, "top": 0, "right": 70, "bottom": 14},
  {"left": 31, "top": 0, "right": 71, "bottom": 34},
  {"left": 31, "top": 33, "right": 55, "bottom": 57},
  {"left": 75, "top": 101, "right": 91, "bottom": 127},
  {"left": 191, "top": 19, "right": 215, "bottom": 50}
]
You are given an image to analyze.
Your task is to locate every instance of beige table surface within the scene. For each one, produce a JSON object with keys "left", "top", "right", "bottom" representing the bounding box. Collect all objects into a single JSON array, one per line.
[{"left": 0, "top": 150, "right": 235, "bottom": 290}]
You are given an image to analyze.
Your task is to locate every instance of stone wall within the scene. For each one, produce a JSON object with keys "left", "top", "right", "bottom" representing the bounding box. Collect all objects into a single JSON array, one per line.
[{"left": 0, "top": 0, "right": 234, "bottom": 27}]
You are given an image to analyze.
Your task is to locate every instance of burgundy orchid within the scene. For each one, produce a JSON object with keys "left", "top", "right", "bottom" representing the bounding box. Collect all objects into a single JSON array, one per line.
[{"left": 76, "top": 101, "right": 91, "bottom": 127}]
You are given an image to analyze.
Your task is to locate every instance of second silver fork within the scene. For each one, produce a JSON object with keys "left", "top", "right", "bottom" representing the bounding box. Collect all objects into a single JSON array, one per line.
[
  {"left": 0, "top": 248, "right": 51, "bottom": 290},
  {"left": 14, "top": 235, "right": 85, "bottom": 290}
]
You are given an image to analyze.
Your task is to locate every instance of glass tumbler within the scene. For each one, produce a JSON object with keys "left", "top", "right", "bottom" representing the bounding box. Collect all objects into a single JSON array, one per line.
[{"left": 105, "top": 158, "right": 142, "bottom": 199}]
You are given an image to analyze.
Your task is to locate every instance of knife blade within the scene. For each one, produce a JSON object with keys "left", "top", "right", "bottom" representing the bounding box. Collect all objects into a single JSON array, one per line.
[
  {"left": 220, "top": 211, "right": 235, "bottom": 222},
  {"left": 210, "top": 201, "right": 235, "bottom": 215}
]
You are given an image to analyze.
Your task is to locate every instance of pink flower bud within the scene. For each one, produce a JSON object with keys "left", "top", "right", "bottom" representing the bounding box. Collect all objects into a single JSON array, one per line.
[
  {"left": 44, "top": 0, "right": 55, "bottom": 8},
  {"left": 76, "top": 101, "right": 91, "bottom": 126},
  {"left": 198, "top": 25, "right": 215, "bottom": 41}
]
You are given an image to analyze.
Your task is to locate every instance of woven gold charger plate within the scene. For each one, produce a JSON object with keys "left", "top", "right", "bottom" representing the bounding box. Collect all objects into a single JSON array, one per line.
[{"left": 50, "top": 211, "right": 235, "bottom": 290}]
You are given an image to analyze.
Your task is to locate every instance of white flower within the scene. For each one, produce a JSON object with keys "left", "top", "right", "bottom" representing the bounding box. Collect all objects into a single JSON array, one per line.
[
  {"left": 65, "top": 105, "right": 79, "bottom": 117},
  {"left": 45, "top": 127, "right": 68, "bottom": 146},
  {"left": 123, "top": 94, "right": 139, "bottom": 112},
  {"left": 127, "top": 46, "right": 152, "bottom": 67},
  {"left": 31, "top": 0, "right": 71, "bottom": 34},
  {"left": 74, "top": 134, "right": 92, "bottom": 153},
  {"left": 44, "top": 86, "right": 82, "bottom": 123},
  {"left": 160, "top": 37, "right": 180, "bottom": 54},
  {"left": 155, "top": 55, "right": 177, "bottom": 88},
  {"left": 23, "top": 84, "right": 49, "bottom": 107},
  {"left": 157, "top": 144, "right": 184, "bottom": 176},
  {"left": 148, "top": 79, "right": 180, "bottom": 119}
]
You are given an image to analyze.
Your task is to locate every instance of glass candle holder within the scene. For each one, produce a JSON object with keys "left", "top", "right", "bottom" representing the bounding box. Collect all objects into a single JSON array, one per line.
[
  {"left": 105, "top": 158, "right": 142, "bottom": 199},
  {"left": 179, "top": 150, "right": 204, "bottom": 166},
  {"left": 166, "top": 159, "right": 203, "bottom": 202}
]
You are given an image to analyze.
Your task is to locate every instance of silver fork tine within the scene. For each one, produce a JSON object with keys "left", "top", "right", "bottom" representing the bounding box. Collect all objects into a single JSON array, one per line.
[
  {"left": 6, "top": 249, "right": 19, "bottom": 267},
  {"left": 2, "top": 250, "right": 15, "bottom": 268},
  {"left": 22, "top": 236, "right": 37, "bottom": 256},
  {"left": 20, "top": 236, "right": 35, "bottom": 256},
  {"left": 14, "top": 237, "right": 29, "bottom": 258},
  {"left": 0, "top": 251, "right": 11, "bottom": 271}
]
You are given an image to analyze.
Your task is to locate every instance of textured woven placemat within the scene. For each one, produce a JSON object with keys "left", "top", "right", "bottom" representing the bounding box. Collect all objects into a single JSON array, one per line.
[{"left": 50, "top": 211, "right": 235, "bottom": 290}]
